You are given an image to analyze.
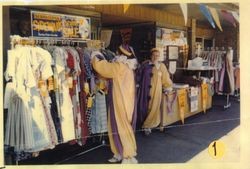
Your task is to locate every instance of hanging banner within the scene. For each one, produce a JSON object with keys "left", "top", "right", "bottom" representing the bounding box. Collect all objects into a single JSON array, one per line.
[
  {"left": 31, "top": 11, "right": 91, "bottom": 39},
  {"left": 189, "top": 87, "right": 198, "bottom": 112},
  {"left": 231, "top": 11, "right": 239, "bottom": 23},
  {"left": 179, "top": 3, "right": 188, "bottom": 26},
  {"left": 177, "top": 89, "right": 187, "bottom": 124},
  {"left": 123, "top": 4, "right": 130, "bottom": 13},
  {"left": 201, "top": 83, "right": 208, "bottom": 113},
  {"left": 208, "top": 7, "right": 223, "bottom": 32},
  {"left": 199, "top": 4, "right": 216, "bottom": 28},
  {"left": 221, "top": 10, "right": 237, "bottom": 27}
]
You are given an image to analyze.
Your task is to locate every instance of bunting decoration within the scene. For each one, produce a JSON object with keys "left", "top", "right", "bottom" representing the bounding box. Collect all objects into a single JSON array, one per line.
[
  {"left": 179, "top": 3, "right": 188, "bottom": 26},
  {"left": 201, "top": 83, "right": 208, "bottom": 113},
  {"left": 231, "top": 11, "right": 239, "bottom": 23},
  {"left": 177, "top": 89, "right": 187, "bottom": 124},
  {"left": 221, "top": 10, "right": 237, "bottom": 27},
  {"left": 199, "top": 4, "right": 216, "bottom": 28},
  {"left": 123, "top": 4, "right": 130, "bottom": 13},
  {"left": 208, "top": 7, "right": 223, "bottom": 32}
]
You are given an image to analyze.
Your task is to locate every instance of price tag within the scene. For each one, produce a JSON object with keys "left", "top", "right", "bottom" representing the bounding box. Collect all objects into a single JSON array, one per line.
[
  {"left": 68, "top": 77, "right": 73, "bottom": 89},
  {"left": 201, "top": 83, "right": 208, "bottom": 113},
  {"left": 39, "top": 81, "right": 48, "bottom": 97},
  {"left": 87, "top": 96, "right": 93, "bottom": 108},
  {"left": 99, "top": 80, "right": 106, "bottom": 90},
  {"left": 84, "top": 82, "right": 90, "bottom": 94},
  {"left": 38, "top": 80, "right": 46, "bottom": 89},
  {"left": 54, "top": 78, "right": 58, "bottom": 90},
  {"left": 48, "top": 77, "right": 54, "bottom": 91}
]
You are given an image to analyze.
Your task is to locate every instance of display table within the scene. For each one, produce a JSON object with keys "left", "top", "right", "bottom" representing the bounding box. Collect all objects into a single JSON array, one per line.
[{"left": 160, "top": 86, "right": 212, "bottom": 127}]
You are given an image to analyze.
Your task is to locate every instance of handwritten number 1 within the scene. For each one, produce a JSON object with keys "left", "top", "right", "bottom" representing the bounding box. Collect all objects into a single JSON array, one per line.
[{"left": 212, "top": 141, "right": 217, "bottom": 156}]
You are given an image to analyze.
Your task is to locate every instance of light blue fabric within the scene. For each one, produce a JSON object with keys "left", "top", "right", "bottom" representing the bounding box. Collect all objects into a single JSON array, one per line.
[
  {"left": 199, "top": 4, "right": 216, "bottom": 28},
  {"left": 90, "top": 93, "right": 107, "bottom": 134}
]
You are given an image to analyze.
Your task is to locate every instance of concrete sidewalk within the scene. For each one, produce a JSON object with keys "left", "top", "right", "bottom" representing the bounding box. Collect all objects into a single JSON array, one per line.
[{"left": 188, "top": 126, "right": 240, "bottom": 163}]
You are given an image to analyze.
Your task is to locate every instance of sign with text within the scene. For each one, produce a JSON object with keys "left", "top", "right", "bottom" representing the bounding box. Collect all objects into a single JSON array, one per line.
[
  {"left": 156, "top": 27, "right": 187, "bottom": 46},
  {"left": 31, "top": 11, "right": 91, "bottom": 39}
]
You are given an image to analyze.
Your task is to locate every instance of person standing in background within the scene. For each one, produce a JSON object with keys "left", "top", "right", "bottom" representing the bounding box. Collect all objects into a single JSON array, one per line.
[{"left": 137, "top": 48, "right": 173, "bottom": 135}]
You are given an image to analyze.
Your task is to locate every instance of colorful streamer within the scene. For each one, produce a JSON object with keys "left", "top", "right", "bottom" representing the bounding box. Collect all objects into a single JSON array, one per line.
[
  {"left": 221, "top": 10, "right": 237, "bottom": 27},
  {"left": 179, "top": 3, "right": 188, "bottom": 26},
  {"left": 199, "top": 4, "right": 216, "bottom": 28},
  {"left": 201, "top": 83, "right": 208, "bottom": 113},
  {"left": 177, "top": 89, "right": 187, "bottom": 124},
  {"left": 208, "top": 7, "right": 223, "bottom": 31},
  {"left": 231, "top": 11, "right": 239, "bottom": 23},
  {"left": 123, "top": 4, "right": 130, "bottom": 13}
]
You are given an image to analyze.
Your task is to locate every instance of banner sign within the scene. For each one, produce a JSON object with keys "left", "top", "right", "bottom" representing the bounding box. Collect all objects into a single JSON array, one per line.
[
  {"left": 201, "top": 83, "right": 208, "bottom": 113},
  {"left": 31, "top": 11, "right": 91, "bottom": 39},
  {"left": 156, "top": 27, "right": 187, "bottom": 46},
  {"left": 177, "top": 89, "right": 187, "bottom": 124},
  {"left": 189, "top": 87, "right": 198, "bottom": 113}
]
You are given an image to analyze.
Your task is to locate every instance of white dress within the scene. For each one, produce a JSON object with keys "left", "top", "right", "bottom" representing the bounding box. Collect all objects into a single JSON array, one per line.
[
  {"left": 52, "top": 47, "right": 76, "bottom": 142},
  {"left": 5, "top": 46, "right": 53, "bottom": 152}
]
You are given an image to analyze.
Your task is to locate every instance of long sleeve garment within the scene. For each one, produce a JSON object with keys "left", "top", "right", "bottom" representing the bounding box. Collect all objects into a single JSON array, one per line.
[
  {"left": 92, "top": 57, "right": 137, "bottom": 158},
  {"left": 136, "top": 61, "right": 153, "bottom": 127},
  {"left": 142, "top": 62, "right": 172, "bottom": 129}
]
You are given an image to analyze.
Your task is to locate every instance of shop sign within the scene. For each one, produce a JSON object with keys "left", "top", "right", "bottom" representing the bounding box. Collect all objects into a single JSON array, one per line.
[
  {"left": 156, "top": 27, "right": 187, "bottom": 46},
  {"left": 31, "top": 11, "right": 91, "bottom": 39}
]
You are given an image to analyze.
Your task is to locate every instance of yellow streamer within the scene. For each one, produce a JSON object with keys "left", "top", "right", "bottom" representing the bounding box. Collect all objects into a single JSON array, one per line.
[
  {"left": 178, "top": 89, "right": 187, "bottom": 124},
  {"left": 123, "top": 4, "right": 130, "bottom": 13},
  {"left": 201, "top": 83, "right": 208, "bottom": 113}
]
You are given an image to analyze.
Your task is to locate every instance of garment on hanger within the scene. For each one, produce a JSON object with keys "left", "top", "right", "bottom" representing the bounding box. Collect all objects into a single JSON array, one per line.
[
  {"left": 218, "top": 52, "right": 235, "bottom": 94},
  {"left": 64, "top": 47, "right": 82, "bottom": 143},
  {"left": 52, "top": 46, "right": 76, "bottom": 142},
  {"left": 4, "top": 38, "right": 109, "bottom": 161},
  {"left": 76, "top": 47, "right": 89, "bottom": 145},
  {"left": 4, "top": 45, "right": 57, "bottom": 153},
  {"left": 136, "top": 60, "right": 153, "bottom": 127},
  {"left": 90, "top": 92, "right": 108, "bottom": 134},
  {"left": 234, "top": 66, "right": 240, "bottom": 90}
]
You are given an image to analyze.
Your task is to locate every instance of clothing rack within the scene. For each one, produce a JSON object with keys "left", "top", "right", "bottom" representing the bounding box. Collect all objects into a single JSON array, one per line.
[
  {"left": 10, "top": 35, "right": 105, "bottom": 49},
  {"left": 200, "top": 48, "right": 236, "bottom": 109},
  {"left": 7, "top": 35, "right": 108, "bottom": 165}
]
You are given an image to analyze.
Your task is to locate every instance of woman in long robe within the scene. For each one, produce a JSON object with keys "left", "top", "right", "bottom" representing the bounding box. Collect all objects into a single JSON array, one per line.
[{"left": 138, "top": 48, "right": 173, "bottom": 135}]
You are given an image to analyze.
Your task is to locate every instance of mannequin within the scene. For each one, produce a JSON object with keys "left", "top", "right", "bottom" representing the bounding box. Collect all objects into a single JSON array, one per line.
[{"left": 91, "top": 45, "right": 138, "bottom": 164}]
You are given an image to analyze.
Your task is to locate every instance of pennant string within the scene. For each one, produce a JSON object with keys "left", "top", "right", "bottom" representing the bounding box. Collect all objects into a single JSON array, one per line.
[
  {"left": 199, "top": 4, "right": 216, "bottom": 28},
  {"left": 179, "top": 3, "right": 188, "bottom": 26},
  {"left": 208, "top": 7, "right": 223, "bottom": 32}
]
